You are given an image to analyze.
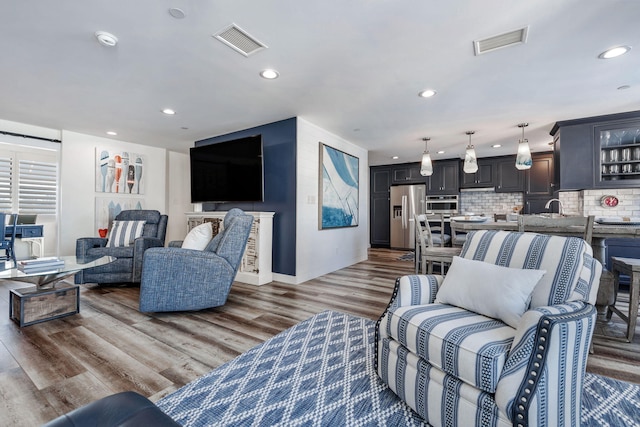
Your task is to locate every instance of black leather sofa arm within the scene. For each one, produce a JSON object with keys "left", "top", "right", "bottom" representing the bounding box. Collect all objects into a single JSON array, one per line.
[{"left": 42, "top": 391, "right": 180, "bottom": 427}]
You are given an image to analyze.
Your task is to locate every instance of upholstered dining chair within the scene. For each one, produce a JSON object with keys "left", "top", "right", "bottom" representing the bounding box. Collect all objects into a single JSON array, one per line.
[
  {"left": 449, "top": 216, "right": 469, "bottom": 247},
  {"left": 414, "top": 214, "right": 461, "bottom": 274},
  {"left": 493, "top": 213, "right": 508, "bottom": 222},
  {"left": 424, "top": 213, "right": 451, "bottom": 247},
  {"left": 518, "top": 214, "right": 595, "bottom": 245},
  {"left": 0, "top": 213, "right": 18, "bottom": 267}
]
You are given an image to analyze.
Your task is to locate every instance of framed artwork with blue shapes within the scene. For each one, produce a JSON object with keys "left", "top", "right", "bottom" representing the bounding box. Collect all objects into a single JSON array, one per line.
[{"left": 319, "top": 143, "right": 359, "bottom": 229}]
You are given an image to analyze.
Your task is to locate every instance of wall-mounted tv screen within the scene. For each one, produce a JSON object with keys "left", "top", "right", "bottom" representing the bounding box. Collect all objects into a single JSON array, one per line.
[{"left": 190, "top": 135, "right": 264, "bottom": 203}]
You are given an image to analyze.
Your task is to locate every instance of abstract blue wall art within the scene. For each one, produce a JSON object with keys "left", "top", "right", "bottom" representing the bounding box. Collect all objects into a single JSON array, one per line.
[{"left": 319, "top": 143, "right": 359, "bottom": 229}]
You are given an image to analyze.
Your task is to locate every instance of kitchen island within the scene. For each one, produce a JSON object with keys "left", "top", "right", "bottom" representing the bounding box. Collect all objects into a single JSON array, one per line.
[
  {"left": 451, "top": 217, "right": 640, "bottom": 317},
  {"left": 451, "top": 219, "right": 640, "bottom": 240}
]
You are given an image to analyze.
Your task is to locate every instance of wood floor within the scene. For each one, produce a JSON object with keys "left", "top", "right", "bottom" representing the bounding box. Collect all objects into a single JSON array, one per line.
[{"left": 0, "top": 248, "right": 638, "bottom": 426}]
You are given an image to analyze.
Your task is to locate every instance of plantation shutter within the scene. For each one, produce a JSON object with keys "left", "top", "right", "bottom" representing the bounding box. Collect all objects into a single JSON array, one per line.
[
  {"left": 18, "top": 159, "right": 58, "bottom": 214},
  {"left": 0, "top": 157, "right": 13, "bottom": 211}
]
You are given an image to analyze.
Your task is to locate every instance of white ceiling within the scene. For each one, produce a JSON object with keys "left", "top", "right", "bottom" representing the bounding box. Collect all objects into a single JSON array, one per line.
[{"left": 1, "top": 1, "right": 639, "bottom": 165}]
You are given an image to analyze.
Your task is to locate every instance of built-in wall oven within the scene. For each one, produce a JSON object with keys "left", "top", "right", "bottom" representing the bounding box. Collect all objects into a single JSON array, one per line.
[{"left": 425, "top": 195, "right": 459, "bottom": 215}]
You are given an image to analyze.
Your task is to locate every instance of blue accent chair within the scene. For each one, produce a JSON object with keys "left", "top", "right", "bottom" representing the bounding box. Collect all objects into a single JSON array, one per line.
[
  {"left": 376, "top": 230, "right": 602, "bottom": 427},
  {"left": 139, "top": 208, "right": 253, "bottom": 312},
  {"left": 0, "top": 213, "right": 17, "bottom": 267},
  {"left": 75, "top": 210, "right": 168, "bottom": 284}
]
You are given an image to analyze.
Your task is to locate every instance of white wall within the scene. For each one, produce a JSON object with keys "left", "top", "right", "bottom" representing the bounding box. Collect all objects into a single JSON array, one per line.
[
  {"left": 294, "top": 117, "right": 369, "bottom": 283},
  {"left": 0, "top": 119, "right": 61, "bottom": 141},
  {"left": 59, "top": 131, "right": 168, "bottom": 255},
  {"left": 167, "top": 151, "right": 191, "bottom": 243}
]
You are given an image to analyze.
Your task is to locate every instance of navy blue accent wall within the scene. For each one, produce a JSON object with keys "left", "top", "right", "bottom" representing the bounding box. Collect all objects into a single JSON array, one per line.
[{"left": 195, "top": 117, "right": 297, "bottom": 276}]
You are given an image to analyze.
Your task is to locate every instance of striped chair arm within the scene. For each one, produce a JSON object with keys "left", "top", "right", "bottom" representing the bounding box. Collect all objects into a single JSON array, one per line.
[{"left": 496, "top": 302, "right": 596, "bottom": 427}]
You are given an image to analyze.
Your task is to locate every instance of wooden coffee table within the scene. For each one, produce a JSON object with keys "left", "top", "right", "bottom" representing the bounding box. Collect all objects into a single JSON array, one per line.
[{"left": 4, "top": 255, "right": 114, "bottom": 327}]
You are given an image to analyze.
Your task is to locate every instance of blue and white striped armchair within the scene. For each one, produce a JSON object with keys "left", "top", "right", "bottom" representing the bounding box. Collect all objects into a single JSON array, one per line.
[{"left": 376, "top": 230, "right": 602, "bottom": 427}]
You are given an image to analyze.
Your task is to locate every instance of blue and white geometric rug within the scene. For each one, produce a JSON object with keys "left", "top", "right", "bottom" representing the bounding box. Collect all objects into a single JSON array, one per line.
[{"left": 157, "top": 311, "right": 640, "bottom": 426}]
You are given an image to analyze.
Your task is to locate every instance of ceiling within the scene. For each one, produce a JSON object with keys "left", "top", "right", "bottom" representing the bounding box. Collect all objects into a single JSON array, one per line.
[{"left": 1, "top": 1, "right": 639, "bottom": 166}]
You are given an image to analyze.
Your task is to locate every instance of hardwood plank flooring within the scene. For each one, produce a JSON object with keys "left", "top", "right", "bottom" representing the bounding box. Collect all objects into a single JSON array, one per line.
[{"left": 0, "top": 248, "right": 637, "bottom": 426}]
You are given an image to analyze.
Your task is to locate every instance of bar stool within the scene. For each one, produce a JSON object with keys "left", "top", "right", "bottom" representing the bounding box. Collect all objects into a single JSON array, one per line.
[{"left": 607, "top": 256, "right": 640, "bottom": 342}]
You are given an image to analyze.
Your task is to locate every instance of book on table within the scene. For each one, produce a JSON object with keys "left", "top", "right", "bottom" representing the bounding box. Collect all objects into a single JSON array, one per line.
[{"left": 18, "top": 257, "right": 65, "bottom": 272}]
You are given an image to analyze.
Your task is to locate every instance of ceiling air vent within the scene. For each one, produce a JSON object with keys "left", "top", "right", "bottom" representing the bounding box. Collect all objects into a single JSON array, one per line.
[
  {"left": 213, "top": 24, "right": 267, "bottom": 57},
  {"left": 473, "top": 26, "right": 529, "bottom": 56}
]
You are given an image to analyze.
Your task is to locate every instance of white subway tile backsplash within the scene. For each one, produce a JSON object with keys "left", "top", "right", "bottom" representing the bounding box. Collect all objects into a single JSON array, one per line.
[
  {"left": 581, "top": 188, "right": 640, "bottom": 217},
  {"left": 458, "top": 188, "right": 638, "bottom": 218},
  {"left": 460, "top": 191, "right": 523, "bottom": 215}
]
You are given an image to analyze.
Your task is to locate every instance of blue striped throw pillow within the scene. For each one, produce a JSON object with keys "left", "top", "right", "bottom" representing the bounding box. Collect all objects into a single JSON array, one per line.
[{"left": 106, "top": 220, "right": 146, "bottom": 247}]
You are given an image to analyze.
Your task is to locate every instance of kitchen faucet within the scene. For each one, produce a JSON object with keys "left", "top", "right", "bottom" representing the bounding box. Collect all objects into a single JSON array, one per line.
[{"left": 544, "top": 198, "right": 564, "bottom": 215}]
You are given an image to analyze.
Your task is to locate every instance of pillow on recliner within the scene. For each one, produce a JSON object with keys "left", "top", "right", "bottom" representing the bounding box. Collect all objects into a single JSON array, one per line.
[
  {"left": 181, "top": 222, "right": 213, "bottom": 250},
  {"left": 106, "top": 220, "right": 146, "bottom": 247},
  {"left": 435, "top": 256, "right": 546, "bottom": 328}
]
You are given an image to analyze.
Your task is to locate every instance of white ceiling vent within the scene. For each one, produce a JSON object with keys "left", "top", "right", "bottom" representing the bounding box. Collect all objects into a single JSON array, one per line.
[
  {"left": 473, "top": 27, "right": 529, "bottom": 56},
  {"left": 213, "top": 24, "right": 267, "bottom": 57}
]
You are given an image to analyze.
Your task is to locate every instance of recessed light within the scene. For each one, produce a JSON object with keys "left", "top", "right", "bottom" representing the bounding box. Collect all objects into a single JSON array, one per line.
[
  {"left": 598, "top": 45, "right": 631, "bottom": 59},
  {"left": 162, "top": 108, "right": 176, "bottom": 115},
  {"left": 106, "top": 131, "right": 117, "bottom": 136},
  {"left": 437, "top": 150, "right": 445, "bottom": 154},
  {"left": 392, "top": 156, "right": 399, "bottom": 160},
  {"left": 418, "top": 89, "right": 437, "bottom": 98},
  {"left": 492, "top": 144, "right": 501, "bottom": 148},
  {"left": 618, "top": 85, "right": 631, "bottom": 90},
  {"left": 168, "top": 8, "right": 185, "bottom": 19},
  {"left": 95, "top": 31, "right": 118, "bottom": 47},
  {"left": 260, "top": 69, "right": 279, "bottom": 79}
]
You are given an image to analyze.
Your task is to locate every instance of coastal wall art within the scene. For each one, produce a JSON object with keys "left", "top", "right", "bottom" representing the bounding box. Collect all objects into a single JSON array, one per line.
[
  {"left": 96, "top": 148, "right": 145, "bottom": 194},
  {"left": 95, "top": 197, "right": 144, "bottom": 237},
  {"left": 319, "top": 143, "right": 359, "bottom": 229}
]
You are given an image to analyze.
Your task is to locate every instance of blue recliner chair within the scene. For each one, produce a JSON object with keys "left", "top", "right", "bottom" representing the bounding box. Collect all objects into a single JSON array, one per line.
[
  {"left": 75, "top": 210, "right": 168, "bottom": 285},
  {"left": 139, "top": 208, "right": 253, "bottom": 312}
]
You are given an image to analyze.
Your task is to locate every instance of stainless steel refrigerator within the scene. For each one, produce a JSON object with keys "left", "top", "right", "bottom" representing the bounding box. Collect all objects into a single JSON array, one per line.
[{"left": 390, "top": 184, "right": 426, "bottom": 249}]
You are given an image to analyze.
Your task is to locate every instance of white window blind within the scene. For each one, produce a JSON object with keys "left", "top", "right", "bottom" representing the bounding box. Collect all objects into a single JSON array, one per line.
[
  {"left": 0, "top": 139, "right": 59, "bottom": 216},
  {"left": 0, "top": 157, "right": 13, "bottom": 211},
  {"left": 18, "top": 159, "right": 57, "bottom": 214}
]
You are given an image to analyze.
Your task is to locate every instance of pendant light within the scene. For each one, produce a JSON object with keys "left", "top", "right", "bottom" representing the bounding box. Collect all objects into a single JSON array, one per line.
[
  {"left": 463, "top": 131, "right": 478, "bottom": 174},
  {"left": 515, "top": 123, "right": 532, "bottom": 170},
  {"left": 420, "top": 137, "right": 433, "bottom": 176}
]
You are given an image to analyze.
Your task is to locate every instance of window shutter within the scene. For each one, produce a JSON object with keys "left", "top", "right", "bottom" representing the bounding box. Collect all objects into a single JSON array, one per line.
[
  {"left": 0, "top": 157, "right": 13, "bottom": 211},
  {"left": 18, "top": 159, "right": 57, "bottom": 214}
]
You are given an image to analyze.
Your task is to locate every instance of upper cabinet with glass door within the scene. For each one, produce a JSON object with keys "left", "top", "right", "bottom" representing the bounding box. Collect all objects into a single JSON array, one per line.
[
  {"left": 597, "top": 121, "right": 640, "bottom": 186},
  {"left": 552, "top": 111, "right": 640, "bottom": 190}
]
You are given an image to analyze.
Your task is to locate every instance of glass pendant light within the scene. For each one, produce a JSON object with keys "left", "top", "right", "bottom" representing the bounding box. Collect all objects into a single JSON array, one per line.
[
  {"left": 463, "top": 131, "right": 478, "bottom": 174},
  {"left": 515, "top": 123, "right": 532, "bottom": 170},
  {"left": 420, "top": 137, "right": 433, "bottom": 176}
]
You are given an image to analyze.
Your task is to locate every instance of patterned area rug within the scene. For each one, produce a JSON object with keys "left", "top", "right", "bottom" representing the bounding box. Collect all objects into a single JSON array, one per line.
[
  {"left": 397, "top": 252, "right": 415, "bottom": 261},
  {"left": 157, "top": 311, "right": 640, "bottom": 426}
]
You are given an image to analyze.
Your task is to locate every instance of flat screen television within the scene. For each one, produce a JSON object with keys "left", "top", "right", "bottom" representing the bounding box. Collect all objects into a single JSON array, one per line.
[{"left": 190, "top": 135, "right": 264, "bottom": 203}]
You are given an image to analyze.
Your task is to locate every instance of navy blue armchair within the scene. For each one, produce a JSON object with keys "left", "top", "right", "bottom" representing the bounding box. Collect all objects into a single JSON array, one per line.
[
  {"left": 75, "top": 210, "right": 168, "bottom": 285},
  {"left": 139, "top": 208, "right": 253, "bottom": 312}
]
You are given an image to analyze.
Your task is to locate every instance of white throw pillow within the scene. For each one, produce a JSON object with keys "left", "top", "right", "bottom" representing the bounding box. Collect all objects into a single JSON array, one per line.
[
  {"left": 181, "top": 222, "right": 213, "bottom": 250},
  {"left": 435, "top": 256, "right": 546, "bottom": 328},
  {"left": 106, "top": 220, "right": 146, "bottom": 247}
]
